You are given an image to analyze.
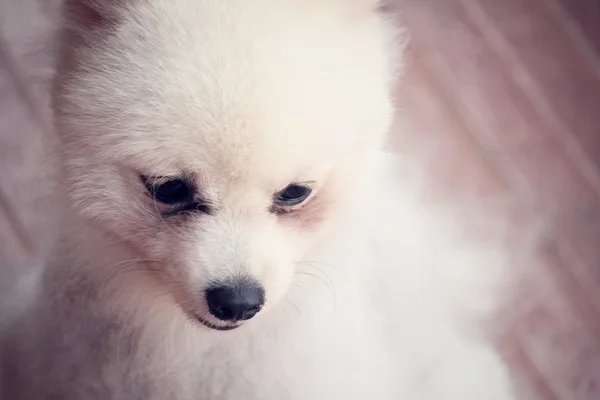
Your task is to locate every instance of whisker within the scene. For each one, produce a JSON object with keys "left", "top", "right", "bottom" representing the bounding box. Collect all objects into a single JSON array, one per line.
[
  {"left": 97, "top": 258, "right": 163, "bottom": 294},
  {"left": 299, "top": 262, "right": 336, "bottom": 288},
  {"left": 294, "top": 271, "right": 336, "bottom": 302},
  {"left": 283, "top": 298, "right": 301, "bottom": 316},
  {"left": 296, "top": 259, "right": 342, "bottom": 273}
]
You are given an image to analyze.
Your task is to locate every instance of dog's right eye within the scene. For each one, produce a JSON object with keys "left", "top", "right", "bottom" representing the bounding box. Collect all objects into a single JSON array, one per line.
[
  {"left": 273, "top": 184, "right": 313, "bottom": 209},
  {"left": 143, "top": 177, "right": 193, "bottom": 205}
]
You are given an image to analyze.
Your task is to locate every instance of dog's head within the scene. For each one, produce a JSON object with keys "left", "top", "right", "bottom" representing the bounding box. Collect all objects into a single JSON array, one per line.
[{"left": 54, "top": 0, "right": 399, "bottom": 330}]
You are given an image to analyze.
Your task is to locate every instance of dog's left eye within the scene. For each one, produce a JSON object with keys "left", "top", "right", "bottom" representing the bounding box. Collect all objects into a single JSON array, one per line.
[{"left": 274, "top": 184, "right": 312, "bottom": 207}]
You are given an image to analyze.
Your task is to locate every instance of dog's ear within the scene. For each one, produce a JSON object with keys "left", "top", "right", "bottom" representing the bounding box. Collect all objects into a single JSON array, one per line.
[{"left": 62, "top": 0, "right": 139, "bottom": 30}]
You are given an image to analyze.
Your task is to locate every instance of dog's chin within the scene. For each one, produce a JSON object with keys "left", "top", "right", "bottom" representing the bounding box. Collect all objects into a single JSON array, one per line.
[{"left": 195, "top": 315, "right": 242, "bottom": 331}]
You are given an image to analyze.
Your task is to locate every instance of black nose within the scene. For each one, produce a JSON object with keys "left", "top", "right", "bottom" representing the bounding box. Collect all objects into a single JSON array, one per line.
[{"left": 205, "top": 284, "right": 265, "bottom": 322}]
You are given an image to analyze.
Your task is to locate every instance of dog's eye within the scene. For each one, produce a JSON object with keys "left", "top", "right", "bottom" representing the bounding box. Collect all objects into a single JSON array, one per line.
[
  {"left": 274, "top": 184, "right": 312, "bottom": 206},
  {"left": 144, "top": 177, "right": 193, "bottom": 204}
]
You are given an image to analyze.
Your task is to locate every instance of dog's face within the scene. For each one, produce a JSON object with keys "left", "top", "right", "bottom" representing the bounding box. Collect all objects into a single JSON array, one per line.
[{"left": 55, "top": 0, "right": 397, "bottom": 330}]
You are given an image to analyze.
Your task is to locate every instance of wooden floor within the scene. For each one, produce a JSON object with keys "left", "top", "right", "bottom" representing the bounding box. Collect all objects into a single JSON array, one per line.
[
  {"left": 387, "top": 0, "right": 600, "bottom": 398},
  {"left": 0, "top": 0, "right": 599, "bottom": 398}
]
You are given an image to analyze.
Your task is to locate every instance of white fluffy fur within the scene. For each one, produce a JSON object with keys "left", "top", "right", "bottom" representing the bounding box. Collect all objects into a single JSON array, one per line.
[{"left": 2, "top": 0, "right": 523, "bottom": 399}]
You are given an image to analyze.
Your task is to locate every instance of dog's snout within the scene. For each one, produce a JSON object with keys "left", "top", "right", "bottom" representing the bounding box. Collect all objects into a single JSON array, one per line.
[{"left": 205, "top": 284, "right": 265, "bottom": 322}]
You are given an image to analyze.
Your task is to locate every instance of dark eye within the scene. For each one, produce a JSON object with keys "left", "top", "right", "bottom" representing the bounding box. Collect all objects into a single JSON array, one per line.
[
  {"left": 274, "top": 184, "right": 312, "bottom": 207},
  {"left": 144, "top": 177, "right": 193, "bottom": 205}
]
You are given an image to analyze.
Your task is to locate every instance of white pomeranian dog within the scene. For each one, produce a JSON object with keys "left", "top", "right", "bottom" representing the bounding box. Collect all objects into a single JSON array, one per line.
[{"left": 1, "top": 0, "right": 526, "bottom": 399}]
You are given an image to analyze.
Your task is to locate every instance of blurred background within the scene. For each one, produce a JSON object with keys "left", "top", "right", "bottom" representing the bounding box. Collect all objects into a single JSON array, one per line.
[
  {"left": 1, "top": 0, "right": 599, "bottom": 398},
  {"left": 389, "top": 1, "right": 600, "bottom": 398}
]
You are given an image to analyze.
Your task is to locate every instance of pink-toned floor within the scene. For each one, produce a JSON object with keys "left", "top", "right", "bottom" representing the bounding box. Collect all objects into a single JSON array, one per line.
[
  {"left": 388, "top": 0, "right": 600, "bottom": 398},
  {"left": 1, "top": 0, "right": 599, "bottom": 398}
]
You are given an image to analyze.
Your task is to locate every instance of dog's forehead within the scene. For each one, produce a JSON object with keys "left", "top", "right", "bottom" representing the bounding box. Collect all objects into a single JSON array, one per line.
[
  {"left": 121, "top": 126, "right": 332, "bottom": 190},
  {"left": 92, "top": 27, "right": 363, "bottom": 181},
  {"left": 62, "top": 0, "right": 393, "bottom": 186}
]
